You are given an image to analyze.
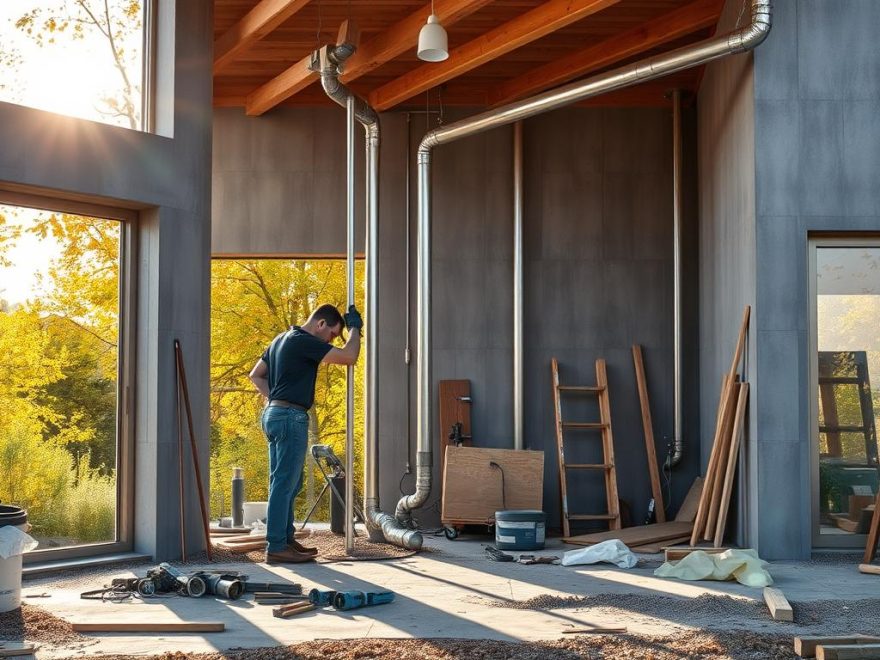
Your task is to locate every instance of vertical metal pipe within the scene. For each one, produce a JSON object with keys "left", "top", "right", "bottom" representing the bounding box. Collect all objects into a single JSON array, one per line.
[
  {"left": 669, "top": 88, "right": 684, "bottom": 467},
  {"left": 364, "top": 121, "right": 381, "bottom": 541},
  {"left": 513, "top": 121, "right": 524, "bottom": 451},
  {"left": 345, "top": 94, "right": 356, "bottom": 555}
]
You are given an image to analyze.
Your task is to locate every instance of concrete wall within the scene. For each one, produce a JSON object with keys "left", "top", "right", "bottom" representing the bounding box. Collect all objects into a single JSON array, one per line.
[
  {"left": 0, "top": 0, "right": 214, "bottom": 560},
  {"left": 752, "top": 0, "right": 880, "bottom": 558},
  {"left": 213, "top": 104, "right": 700, "bottom": 532},
  {"left": 696, "top": 0, "right": 758, "bottom": 550}
]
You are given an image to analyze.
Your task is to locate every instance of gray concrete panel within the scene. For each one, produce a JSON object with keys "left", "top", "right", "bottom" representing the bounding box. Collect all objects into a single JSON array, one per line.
[
  {"left": 799, "top": 102, "right": 845, "bottom": 217},
  {"left": 842, "top": 102, "right": 880, "bottom": 216},
  {"left": 755, "top": 100, "right": 801, "bottom": 218}
]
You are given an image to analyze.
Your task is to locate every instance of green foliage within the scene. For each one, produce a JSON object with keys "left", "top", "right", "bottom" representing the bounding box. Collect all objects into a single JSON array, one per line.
[{"left": 209, "top": 259, "right": 365, "bottom": 523}]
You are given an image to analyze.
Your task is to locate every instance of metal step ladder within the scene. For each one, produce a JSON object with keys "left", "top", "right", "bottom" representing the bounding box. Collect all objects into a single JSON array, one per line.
[{"left": 551, "top": 358, "right": 621, "bottom": 538}]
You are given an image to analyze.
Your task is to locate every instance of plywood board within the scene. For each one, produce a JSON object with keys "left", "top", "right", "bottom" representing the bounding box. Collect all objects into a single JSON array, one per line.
[
  {"left": 441, "top": 446, "right": 543, "bottom": 523},
  {"left": 562, "top": 521, "right": 693, "bottom": 547},
  {"left": 675, "top": 477, "right": 704, "bottom": 522},
  {"left": 629, "top": 536, "right": 691, "bottom": 554}
]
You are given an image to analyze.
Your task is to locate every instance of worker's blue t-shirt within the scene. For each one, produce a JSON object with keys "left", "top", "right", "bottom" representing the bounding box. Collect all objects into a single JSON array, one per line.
[{"left": 261, "top": 327, "right": 332, "bottom": 409}]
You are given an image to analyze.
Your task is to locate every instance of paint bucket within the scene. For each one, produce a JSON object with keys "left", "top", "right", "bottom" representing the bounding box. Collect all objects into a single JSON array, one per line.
[
  {"left": 0, "top": 505, "right": 30, "bottom": 613},
  {"left": 242, "top": 501, "right": 268, "bottom": 526},
  {"left": 494, "top": 510, "right": 546, "bottom": 551}
]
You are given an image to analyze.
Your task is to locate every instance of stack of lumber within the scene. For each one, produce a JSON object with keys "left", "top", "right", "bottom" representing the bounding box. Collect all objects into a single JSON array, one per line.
[
  {"left": 794, "top": 636, "right": 880, "bottom": 659},
  {"left": 689, "top": 306, "right": 751, "bottom": 548}
]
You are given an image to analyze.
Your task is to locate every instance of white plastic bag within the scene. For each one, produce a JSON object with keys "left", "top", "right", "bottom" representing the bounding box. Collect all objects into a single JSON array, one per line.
[
  {"left": 0, "top": 526, "right": 38, "bottom": 559},
  {"left": 561, "top": 539, "right": 638, "bottom": 569}
]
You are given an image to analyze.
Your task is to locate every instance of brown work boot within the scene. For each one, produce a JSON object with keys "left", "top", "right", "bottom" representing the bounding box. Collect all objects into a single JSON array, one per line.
[
  {"left": 288, "top": 539, "right": 318, "bottom": 555},
  {"left": 265, "top": 547, "right": 315, "bottom": 564}
]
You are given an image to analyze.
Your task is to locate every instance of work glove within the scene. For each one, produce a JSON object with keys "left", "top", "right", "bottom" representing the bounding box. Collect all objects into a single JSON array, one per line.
[{"left": 344, "top": 305, "right": 364, "bottom": 332}]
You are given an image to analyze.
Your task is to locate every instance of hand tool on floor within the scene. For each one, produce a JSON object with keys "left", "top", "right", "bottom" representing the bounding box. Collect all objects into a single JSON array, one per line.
[{"left": 333, "top": 590, "right": 394, "bottom": 611}]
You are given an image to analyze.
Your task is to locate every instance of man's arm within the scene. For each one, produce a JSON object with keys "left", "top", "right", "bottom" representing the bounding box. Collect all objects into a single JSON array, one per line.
[
  {"left": 322, "top": 328, "right": 361, "bottom": 366},
  {"left": 248, "top": 358, "right": 270, "bottom": 398}
]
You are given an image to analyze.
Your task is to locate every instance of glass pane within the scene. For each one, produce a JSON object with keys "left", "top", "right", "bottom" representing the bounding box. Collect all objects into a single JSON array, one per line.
[
  {"left": 0, "top": 2, "right": 145, "bottom": 130},
  {"left": 0, "top": 203, "right": 121, "bottom": 550},
  {"left": 816, "top": 246, "right": 880, "bottom": 537},
  {"left": 210, "top": 259, "right": 365, "bottom": 527}
]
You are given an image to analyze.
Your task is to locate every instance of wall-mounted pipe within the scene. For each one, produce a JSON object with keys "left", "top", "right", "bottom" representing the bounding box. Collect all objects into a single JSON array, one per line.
[
  {"left": 316, "top": 44, "right": 423, "bottom": 551},
  {"left": 669, "top": 89, "right": 684, "bottom": 468},
  {"left": 513, "top": 121, "right": 524, "bottom": 451},
  {"left": 345, "top": 93, "right": 356, "bottom": 556},
  {"left": 404, "top": 0, "right": 772, "bottom": 522}
]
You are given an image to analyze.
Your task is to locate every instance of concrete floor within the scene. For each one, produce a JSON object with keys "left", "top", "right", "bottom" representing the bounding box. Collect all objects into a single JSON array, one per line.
[{"left": 19, "top": 532, "right": 879, "bottom": 658}]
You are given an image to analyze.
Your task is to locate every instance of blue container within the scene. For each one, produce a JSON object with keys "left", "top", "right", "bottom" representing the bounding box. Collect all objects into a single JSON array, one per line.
[{"left": 494, "top": 510, "right": 546, "bottom": 550}]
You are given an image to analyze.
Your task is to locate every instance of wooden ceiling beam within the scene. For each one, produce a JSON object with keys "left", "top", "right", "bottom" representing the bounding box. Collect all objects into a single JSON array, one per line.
[
  {"left": 214, "top": 0, "right": 312, "bottom": 74},
  {"left": 368, "top": 0, "right": 623, "bottom": 112},
  {"left": 246, "top": 54, "right": 315, "bottom": 116},
  {"left": 488, "top": 0, "right": 722, "bottom": 106}
]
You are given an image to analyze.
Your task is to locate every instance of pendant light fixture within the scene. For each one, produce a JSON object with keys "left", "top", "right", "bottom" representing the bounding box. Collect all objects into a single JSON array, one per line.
[{"left": 417, "top": 0, "right": 448, "bottom": 62}]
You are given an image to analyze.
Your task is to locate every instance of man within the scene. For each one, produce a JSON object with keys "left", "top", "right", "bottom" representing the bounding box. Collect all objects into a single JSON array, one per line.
[{"left": 248, "top": 303, "right": 363, "bottom": 563}]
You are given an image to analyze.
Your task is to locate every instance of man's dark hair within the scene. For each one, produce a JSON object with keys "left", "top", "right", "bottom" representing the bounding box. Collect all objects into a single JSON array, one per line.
[{"left": 310, "top": 303, "right": 345, "bottom": 329}]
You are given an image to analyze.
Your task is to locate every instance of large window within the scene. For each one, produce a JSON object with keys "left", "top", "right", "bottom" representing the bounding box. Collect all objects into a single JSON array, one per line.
[
  {"left": 0, "top": 192, "right": 134, "bottom": 559},
  {"left": 812, "top": 241, "right": 880, "bottom": 547},
  {"left": 0, "top": 1, "right": 148, "bottom": 130},
  {"left": 210, "top": 259, "right": 365, "bottom": 526}
]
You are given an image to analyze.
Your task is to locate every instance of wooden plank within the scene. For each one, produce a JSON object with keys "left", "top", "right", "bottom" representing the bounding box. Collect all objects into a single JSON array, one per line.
[
  {"left": 246, "top": 53, "right": 316, "bottom": 116},
  {"left": 816, "top": 645, "right": 880, "bottom": 660},
  {"left": 563, "top": 521, "right": 693, "bottom": 547},
  {"left": 691, "top": 305, "right": 750, "bottom": 545},
  {"left": 664, "top": 546, "right": 731, "bottom": 562},
  {"left": 439, "top": 380, "right": 472, "bottom": 490},
  {"left": 763, "top": 587, "right": 793, "bottom": 622},
  {"left": 552, "top": 357, "right": 571, "bottom": 537},
  {"left": 561, "top": 627, "right": 627, "bottom": 634},
  {"left": 273, "top": 603, "right": 316, "bottom": 619},
  {"left": 489, "top": 0, "right": 721, "bottom": 106},
  {"left": 596, "top": 359, "right": 621, "bottom": 530},
  {"left": 214, "top": 0, "right": 312, "bottom": 74},
  {"left": 441, "top": 446, "right": 543, "bottom": 523},
  {"left": 72, "top": 622, "right": 225, "bottom": 632},
  {"left": 369, "top": 0, "right": 623, "bottom": 111},
  {"left": 632, "top": 344, "right": 666, "bottom": 523},
  {"left": 213, "top": 539, "right": 267, "bottom": 553},
  {"left": 675, "top": 477, "right": 704, "bottom": 522},
  {"left": 859, "top": 563, "right": 880, "bottom": 575},
  {"left": 714, "top": 382, "right": 749, "bottom": 546},
  {"left": 704, "top": 381, "right": 741, "bottom": 540},
  {"left": 795, "top": 636, "right": 880, "bottom": 659},
  {"left": 630, "top": 536, "right": 692, "bottom": 554},
  {"left": 864, "top": 488, "right": 880, "bottom": 564},
  {"left": 0, "top": 643, "right": 38, "bottom": 657}
]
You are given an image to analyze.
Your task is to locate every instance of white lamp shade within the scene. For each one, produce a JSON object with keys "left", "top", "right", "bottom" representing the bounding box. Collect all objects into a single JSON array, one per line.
[{"left": 417, "top": 14, "right": 449, "bottom": 62}]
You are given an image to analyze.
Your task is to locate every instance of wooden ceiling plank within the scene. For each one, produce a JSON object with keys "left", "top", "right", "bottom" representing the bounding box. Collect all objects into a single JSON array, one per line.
[
  {"left": 246, "top": 55, "right": 316, "bottom": 116},
  {"left": 489, "top": 0, "right": 722, "bottom": 106},
  {"left": 214, "top": 0, "right": 312, "bottom": 74},
  {"left": 368, "top": 0, "right": 623, "bottom": 111},
  {"left": 339, "top": 0, "right": 495, "bottom": 83}
]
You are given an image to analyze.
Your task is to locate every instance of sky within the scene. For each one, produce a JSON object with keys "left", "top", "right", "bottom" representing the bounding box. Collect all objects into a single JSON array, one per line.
[{"left": 0, "top": 2, "right": 141, "bottom": 306}]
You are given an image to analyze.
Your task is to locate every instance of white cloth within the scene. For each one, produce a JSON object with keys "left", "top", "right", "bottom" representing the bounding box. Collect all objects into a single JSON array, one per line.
[
  {"left": 0, "top": 526, "right": 38, "bottom": 559},
  {"left": 654, "top": 548, "right": 773, "bottom": 587},
  {"left": 561, "top": 539, "right": 638, "bottom": 569}
]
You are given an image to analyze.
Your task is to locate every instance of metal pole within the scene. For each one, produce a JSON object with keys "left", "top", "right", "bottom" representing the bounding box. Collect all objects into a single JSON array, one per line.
[
  {"left": 670, "top": 88, "right": 684, "bottom": 467},
  {"left": 513, "top": 121, "right": 524, "bottom": 451},
  {"left": 345, "top": 94, "right": 356, "bottom": 555}
]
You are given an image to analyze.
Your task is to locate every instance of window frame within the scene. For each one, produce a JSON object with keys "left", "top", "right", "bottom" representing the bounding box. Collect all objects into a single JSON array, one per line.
[
  {"left": 809, "top": 235, "right": 880, "bottom": 549},
  {"left": 0, "top": 187, "right": 137, "bottom": 563}
]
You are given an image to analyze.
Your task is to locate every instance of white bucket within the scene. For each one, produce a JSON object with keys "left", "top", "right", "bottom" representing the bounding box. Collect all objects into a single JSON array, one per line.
[
  {"left": 0, "top": 505, "right": 31, "bottom": 613},
  {"left": 242, "top": 501, "right": 268, "bottom": 526}
]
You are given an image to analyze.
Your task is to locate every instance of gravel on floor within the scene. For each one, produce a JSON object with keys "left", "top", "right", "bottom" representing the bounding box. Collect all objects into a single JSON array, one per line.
[
  {"left": 65, "top": 631, "right": 798, "bottom": 659},
  {"left": 0, "top": 604, "right": 95, "bottom": 651}
]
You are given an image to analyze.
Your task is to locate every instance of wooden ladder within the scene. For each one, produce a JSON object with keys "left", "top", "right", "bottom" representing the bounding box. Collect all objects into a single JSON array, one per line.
[{"left": 551, "top": 358, "right": 621, "bottom": 538}]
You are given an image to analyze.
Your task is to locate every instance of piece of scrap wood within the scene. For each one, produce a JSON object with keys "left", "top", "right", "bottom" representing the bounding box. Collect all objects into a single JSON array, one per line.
[
  {"left": 630, "top": 536, "right": 692, "bottom": 554},
  {"left": 859, "top": 564, "right": 880, "bottom": 575},
  {"left": 816, "top": 644, "right": 880, "bottom": 660},
  {"left": 675, "top": 477, "right": 704, "bottom": 522},
  {"left": 71, "top": 622, "right": 225, "bottom": 633},
  {"left": 561, "top": 627, "right": 627, "bottom": 634},
  {"left": 563, "top": 521, "right": 693, "bottom": 547},
  {"left": 795, "top": 636, "right": 880, "bottom": 658},
  {"left": 0, "top": 642, "right": 39, "bottom": 657},
  {"left": 764, "top": 587, "right": 794, "bottom": 622},
  {"left": 273, "top": 603, "right": 316, "bottom": 619},
  {"left": 664, "top": 546, "right": 731, "bottom": 562}
]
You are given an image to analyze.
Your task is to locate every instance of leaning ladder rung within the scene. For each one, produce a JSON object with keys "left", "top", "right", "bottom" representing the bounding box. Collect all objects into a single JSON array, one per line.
[
  {"left": 566, "top": 463, "right": 614, "bottom": 470},
  {"left": 562, "top": 422, "right": 608, "bottom": 429},
  {"left": 558, "top": 385, "right": 604, "bottom": 392},
  {"left": 568, "top": 514, "right": 617, "bottom": 521}
]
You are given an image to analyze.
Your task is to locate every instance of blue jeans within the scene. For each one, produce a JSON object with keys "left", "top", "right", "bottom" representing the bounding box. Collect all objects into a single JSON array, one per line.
[{"left": 261, "top": 406, "right": 309, "bottom": 553}]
